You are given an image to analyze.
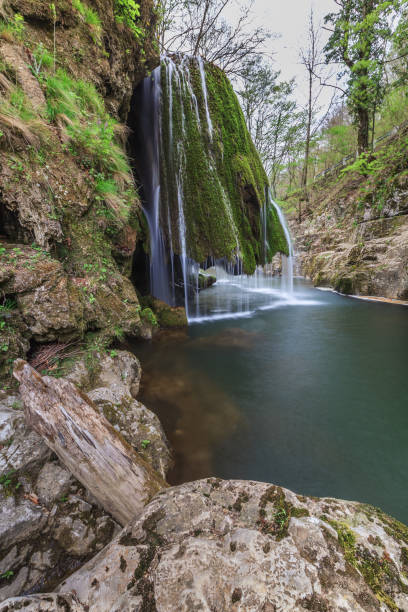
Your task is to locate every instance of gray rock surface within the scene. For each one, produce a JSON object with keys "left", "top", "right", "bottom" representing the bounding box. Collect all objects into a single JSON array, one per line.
[
  {"left": 0, "top": 395, "right": 51, "bottom": 479},
  {"left": 35, "top": 463, "right": 73, "bottom": 507},
  {"left": 0, "top": 594, "right": 84, "bottom": 611},
  {"left": 0, "top": 393, "right": 118, "bottom": 599},
  {"left": 88, "top": 388, "right": 172, "bottom": 480},
  {"left": 0, "top": 350, "right": 171, "bottom": 599},
  {"left": 51, "top": 478, "right": 408, "bottom": 612},
  {"left": 69, "top": 350, "right": 172, "bottom": 479},
  {"left": 66, "top": 349, "right": 141, "bottom": 396}
]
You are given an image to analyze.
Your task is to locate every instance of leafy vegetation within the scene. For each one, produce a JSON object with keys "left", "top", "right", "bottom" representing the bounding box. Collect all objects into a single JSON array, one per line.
[
  {"left": 324, "top": 0, "right": 398, "bottom": 153},
  {"left": 0, "top": 12, "right": 25, "bottom": 42},
  {"left": 0, "top": 469, "right": 22, "bottom": 496},
  {"left": 114, "top": 0, "right": 142, "bottom": 39},
  {"left": 72, "top": 0, "right": 102, "bottom": 43}
]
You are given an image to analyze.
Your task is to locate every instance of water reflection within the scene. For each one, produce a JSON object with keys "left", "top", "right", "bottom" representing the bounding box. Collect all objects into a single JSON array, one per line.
[{"left": 131, "top": 279, "right": 408, "bottom": 523}]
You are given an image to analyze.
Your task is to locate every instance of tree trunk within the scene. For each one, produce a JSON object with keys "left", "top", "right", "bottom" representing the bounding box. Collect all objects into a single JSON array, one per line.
[
  {"left": 357, "top": 106, "right": 370, "bottom": 153},
  {"left": 13, "top": 360, "right": 166, "bottom": 526},
  {"left": 301, "top": 69, "right": 313, "bottom": 193}
]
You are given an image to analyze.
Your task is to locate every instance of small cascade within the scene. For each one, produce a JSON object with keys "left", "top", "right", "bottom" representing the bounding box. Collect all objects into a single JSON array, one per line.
[
  {"left": 268, "top": 191, "right": 294, "bottom": 294},
  {"left": 197, "top": 56, "right": 213, "bottom": 139}
]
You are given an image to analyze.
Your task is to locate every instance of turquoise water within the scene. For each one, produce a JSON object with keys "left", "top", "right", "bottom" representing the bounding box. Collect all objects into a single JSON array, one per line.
[{"left": 133, "top": 278, "right": 408, "bottom": 523}]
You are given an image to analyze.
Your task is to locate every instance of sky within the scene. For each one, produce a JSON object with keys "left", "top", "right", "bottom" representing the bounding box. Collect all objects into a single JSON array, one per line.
[{"left": 225, "top": 0, "right": 337, "bottom": 109}]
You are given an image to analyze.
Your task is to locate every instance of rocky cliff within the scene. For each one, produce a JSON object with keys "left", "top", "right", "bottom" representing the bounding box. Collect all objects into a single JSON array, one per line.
[
  {"left": 0, "top": 0, "right": 162, "bottom": 383},
  {"left": 286, "top": 126, "right": 408, "bottom": 300}
]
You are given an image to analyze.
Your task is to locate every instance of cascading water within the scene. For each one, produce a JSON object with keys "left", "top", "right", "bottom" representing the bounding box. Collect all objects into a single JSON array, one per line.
[
  {"left": 268, "top": 189, "right": 294, "bottom": 295},
  {"left": 190, "top": 193, "right": 298, "bottom": 322},
  {"left": 198, "top": 56, "right": 213, "bottom": 139},
  {"left": 136, "top": 66, "right": 172, "bottom": 304},
  {"left": 132, "top": 55, "right": 292, "bottom": 322}
]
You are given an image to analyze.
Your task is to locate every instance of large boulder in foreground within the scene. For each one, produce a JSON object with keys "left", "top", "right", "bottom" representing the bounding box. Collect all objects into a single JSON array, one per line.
[{"left": 5, "top": 478, "right": 408, "bottom": 611}]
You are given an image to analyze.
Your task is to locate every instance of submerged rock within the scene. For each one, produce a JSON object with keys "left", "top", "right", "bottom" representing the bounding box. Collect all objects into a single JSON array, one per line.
[
  {"left": 6, "top": 478, "right": 406, "bottom": 611},
  {"left": 199, "top": 269, "right": 217, "bottom": 290},
  {"left": 150, "top": 298, "right": 188, "bottom": 329}
]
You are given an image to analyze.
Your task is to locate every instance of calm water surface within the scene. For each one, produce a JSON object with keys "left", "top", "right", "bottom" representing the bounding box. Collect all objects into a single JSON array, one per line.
[{"left": 132, "top": 278, "right": 408, "bottom": 523}]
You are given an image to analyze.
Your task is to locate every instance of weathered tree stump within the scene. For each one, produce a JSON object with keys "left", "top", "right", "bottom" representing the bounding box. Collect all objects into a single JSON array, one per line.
[{"left": 13, "top": 360, "right": 166, "bottom": 526}]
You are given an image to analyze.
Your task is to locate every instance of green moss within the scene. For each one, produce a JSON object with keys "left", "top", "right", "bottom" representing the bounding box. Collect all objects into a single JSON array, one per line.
[
  {"left": 257, "top": 486, "right": 309, "bottom": 540},
  {"left": 159, "top": 58, "right": 287, "bottom": 273},
  {"left": 361, "top": 504, "right": 408, "bottom": 547},
  {"left": 326, "top": 518, "right": 406, "bottom": 610},
  {"left": 140, "top": 307, "right": 157, "bottom": 327}
]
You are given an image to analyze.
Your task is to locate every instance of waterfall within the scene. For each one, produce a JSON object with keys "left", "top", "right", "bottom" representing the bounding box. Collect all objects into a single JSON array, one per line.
[
  {"left": 136, "top": 66, "right": 172, "bottom": 304},
  {"left": 176, "top": 178, "right": 190, "bottom": 319},
  {"left": 132, "top": 55, "right": 291, "bottom": 322},
  {"left": 268, "top": 191, "right": 294, "bottom": 294}
]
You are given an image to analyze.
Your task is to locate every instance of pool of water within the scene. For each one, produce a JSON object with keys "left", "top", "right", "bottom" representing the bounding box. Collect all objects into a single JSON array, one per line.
[{"left": 131, "top": 277, "right": 408, "bottom": 523}]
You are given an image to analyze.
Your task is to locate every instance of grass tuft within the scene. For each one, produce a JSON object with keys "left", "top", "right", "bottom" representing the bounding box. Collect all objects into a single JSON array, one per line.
[{"left": 44, "top": 69, "right": 136, "bottom": 224}]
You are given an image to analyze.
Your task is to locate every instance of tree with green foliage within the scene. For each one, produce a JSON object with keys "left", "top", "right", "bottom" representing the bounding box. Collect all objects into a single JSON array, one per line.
[
  {"left": 114, "top": 0, "right": 142, "bottom": 39},
  {"left": 324, "top": 0, "right": 400, "bottom": 153},
  {"left": 389, "top": 2, "right": 408, "bottom": 86}
]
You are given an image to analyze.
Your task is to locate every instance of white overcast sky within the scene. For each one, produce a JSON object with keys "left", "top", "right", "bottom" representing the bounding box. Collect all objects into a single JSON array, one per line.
[{"left": 224, "top": 0, "right": 337, "bottom": 109}]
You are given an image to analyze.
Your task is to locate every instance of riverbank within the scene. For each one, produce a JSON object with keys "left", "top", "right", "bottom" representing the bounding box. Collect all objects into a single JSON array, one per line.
[{"left": 2, "top": 336, "right": 408, "bottom": 610}]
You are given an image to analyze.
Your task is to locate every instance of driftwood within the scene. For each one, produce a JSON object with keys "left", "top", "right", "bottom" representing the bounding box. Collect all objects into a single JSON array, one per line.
[{"left": 13, "top": 360, "right": 166, "bottom": 526}]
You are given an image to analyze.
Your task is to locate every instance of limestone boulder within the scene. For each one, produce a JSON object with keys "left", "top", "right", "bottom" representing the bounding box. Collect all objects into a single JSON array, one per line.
[
  {"left": 0, "top": 392, "right": 118, "bottom": 599},
  {"left": 49, "top": 478, "right": 408, "bottom": 611},
  {"left": 89, "top": 388, "right": 172, "bottom": 480},
  {"left": 0, "top": 394, "right": 51, "bottom": 475}
]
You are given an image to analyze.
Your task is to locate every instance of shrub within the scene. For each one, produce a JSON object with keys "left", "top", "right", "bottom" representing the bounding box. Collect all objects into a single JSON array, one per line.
[
  {"left": 0, "top": 13, "right": 25, "bottom": 42},
  {"left": 114, "top": 0, "right": 142, "bottom": 39}
]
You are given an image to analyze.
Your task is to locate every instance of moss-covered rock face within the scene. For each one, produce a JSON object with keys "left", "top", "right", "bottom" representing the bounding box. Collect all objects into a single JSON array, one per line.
[
  {"left": 0, "top": 0, "right": 160, "bottom": 387},
  {"left": 157, "top": 57, "right": 287, "bottom": 275}
]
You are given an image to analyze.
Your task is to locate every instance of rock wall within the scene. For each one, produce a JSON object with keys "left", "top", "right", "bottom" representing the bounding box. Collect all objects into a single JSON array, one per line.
[
  {"left": 286, "top": 126, "right": 408, "bottom": 299},
  {"left": 0, "top": 0, "right": 159, "bottom": 383}
]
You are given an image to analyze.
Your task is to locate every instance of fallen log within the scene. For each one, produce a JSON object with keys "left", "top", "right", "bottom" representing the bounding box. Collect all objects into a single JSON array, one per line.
[{"left": 13, "top": 360, "right": 166, "bottom": 526}]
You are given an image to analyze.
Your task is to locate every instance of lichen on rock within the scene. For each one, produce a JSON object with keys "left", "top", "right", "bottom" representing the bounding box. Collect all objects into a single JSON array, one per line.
[{"left": 15, "top": 478, "right": 405, "bottom": 611}]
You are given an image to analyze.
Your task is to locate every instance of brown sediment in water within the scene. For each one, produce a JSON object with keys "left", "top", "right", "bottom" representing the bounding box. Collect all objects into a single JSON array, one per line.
[
  {"left": 135, "top": 338, "right": 242, "bottom": 485},
  {"left": 189, "top": 327, "right": 261, "bottom": 349}
]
